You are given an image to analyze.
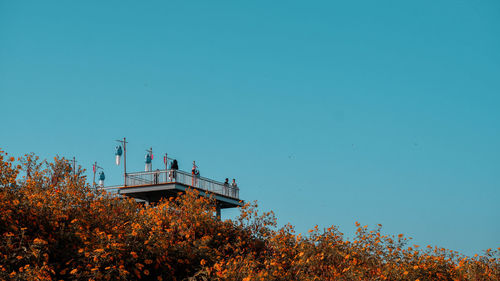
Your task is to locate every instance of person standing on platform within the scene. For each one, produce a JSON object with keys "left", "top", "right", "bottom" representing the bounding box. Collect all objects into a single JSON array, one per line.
[
  {"left": 154, "top": 169, "right": 160, "bottom": 184},
  {"left": 224, "top": 178, "right": 229, "bottom": 196},
  {"left": 191, "top": 161, "right": 199, "bottom": 187},
  {"left": 231, "top": 179, "right": 239, "bottom": 198},
  {"left": 169, "top": 159, "right": 178, "bottom": 181}
]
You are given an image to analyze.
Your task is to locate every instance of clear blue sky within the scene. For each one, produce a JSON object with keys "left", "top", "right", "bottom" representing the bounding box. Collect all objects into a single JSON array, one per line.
[{"left": 1, "top": 0, "right": 499, "bottom": 256}]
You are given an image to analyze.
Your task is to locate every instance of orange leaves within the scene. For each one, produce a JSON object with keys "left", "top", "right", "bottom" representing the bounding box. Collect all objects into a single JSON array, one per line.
[
  {"left": 0, "top": 150, "right": 499, "bottom": 281},
  {"left": 33, "top": 238, "right": 48, "bottom": 245}
]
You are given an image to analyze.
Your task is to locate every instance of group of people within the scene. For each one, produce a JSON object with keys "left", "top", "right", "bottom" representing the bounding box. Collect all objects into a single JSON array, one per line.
[
  {"left": 224, "top": 178, "right": 239, "bottom": 198},
  {"left": 223, "top": 178, "right": 238, "bottom": 189},
  {"left": 151, "top": 159, "right": 239, "bottom": 196}
]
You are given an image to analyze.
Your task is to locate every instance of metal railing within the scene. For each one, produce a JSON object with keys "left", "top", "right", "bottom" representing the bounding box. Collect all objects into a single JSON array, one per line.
[
  {"left": 124, "top": 169, "right": 240, "bottom": 199},
  {"left": 96, "top": 185, "right": 121, "bottom": 197}
]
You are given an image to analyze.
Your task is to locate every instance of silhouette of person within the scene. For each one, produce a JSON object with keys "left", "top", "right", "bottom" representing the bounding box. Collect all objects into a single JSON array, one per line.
[{"left": 169, "top": 159, "right": 178, "bottom": 181}]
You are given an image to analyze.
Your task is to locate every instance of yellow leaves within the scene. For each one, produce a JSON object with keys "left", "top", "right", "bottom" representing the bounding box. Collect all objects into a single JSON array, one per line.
[
  {"left": 403, "top": 271, "right": 408, "bottom": 275},
  {"left": 131, "top": 251, "right": 139, "bottom": 259},
  {"left": 70, "top": 268, "right": 78, "bottom": 275},
  {"left": 200, "top": 259, "right": 206, "bottom": 266},
  {"left": 145, "top": 259, "right": 153, "bottom": 265}
]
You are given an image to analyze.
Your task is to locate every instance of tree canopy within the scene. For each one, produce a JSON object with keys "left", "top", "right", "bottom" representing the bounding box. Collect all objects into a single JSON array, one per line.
[{"left": 0, "top": 150, "right": 498, "bottom": 280}]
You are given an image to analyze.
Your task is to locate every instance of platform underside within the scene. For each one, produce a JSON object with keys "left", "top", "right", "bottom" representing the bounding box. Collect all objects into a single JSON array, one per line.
[{"left": 118, "top": 183, "right": 243, "bottom": 209}]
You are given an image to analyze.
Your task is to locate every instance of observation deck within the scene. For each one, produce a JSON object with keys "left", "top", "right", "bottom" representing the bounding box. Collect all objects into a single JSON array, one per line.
[{"left": 115, "top": 169, "right": 243, "bottom": 210}]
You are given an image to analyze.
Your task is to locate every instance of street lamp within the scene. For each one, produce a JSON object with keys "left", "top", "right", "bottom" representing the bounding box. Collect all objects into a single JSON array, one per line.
[
  {"left": 98, "top": 171, "right": 105, "bottom": 187},
  {"left": 115, "top": 145, "right": 123, "bottom": 166},
  {"left": 115, "top": 137, "right": 128, "bottom": 186},
  {"left": 145, "top": 147, "right": 153, "bottom": 172}
]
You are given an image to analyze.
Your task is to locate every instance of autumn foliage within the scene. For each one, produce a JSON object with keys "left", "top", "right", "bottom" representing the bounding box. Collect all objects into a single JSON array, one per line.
[{"left": 0, "top": 150, "right": 498, "bottom": 281}]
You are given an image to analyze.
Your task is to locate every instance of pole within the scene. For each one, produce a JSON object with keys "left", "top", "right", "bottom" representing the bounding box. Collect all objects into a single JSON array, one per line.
[
  {"left": 116, "top": 137, "right": 128, "bottom": 187},
  {"left": 216, "top": 205, "right": 221, "bottom": 221},
  {"left": 93, "top": 162, "right": 96, "bottom": 188},
  {"left": 164, "top": 153, "right": 168, "bottom": 170},
  {"left": 123, "top": 137, "right": 127, "bottom": 187}
]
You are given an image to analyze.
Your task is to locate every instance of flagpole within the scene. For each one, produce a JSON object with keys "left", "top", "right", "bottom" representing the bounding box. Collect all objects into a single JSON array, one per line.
[
  {"left": 92, "top": 161, "right": 103, "bottom": 190},
  {"left": 93, "top": 162, "right": 96, "bottom": 188},
  {"left": 164, "top": 153, "right": 168, "bottom": 170}
]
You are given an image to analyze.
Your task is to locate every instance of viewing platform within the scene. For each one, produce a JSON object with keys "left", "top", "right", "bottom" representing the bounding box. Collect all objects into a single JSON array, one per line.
[{"left": 114, "top": 169, "right": 243, "bottom": 210}]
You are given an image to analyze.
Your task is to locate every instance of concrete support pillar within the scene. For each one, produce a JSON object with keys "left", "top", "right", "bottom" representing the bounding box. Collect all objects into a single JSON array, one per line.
[{"left": 216, "top": 205, "right": 221, "bottom": 221}]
